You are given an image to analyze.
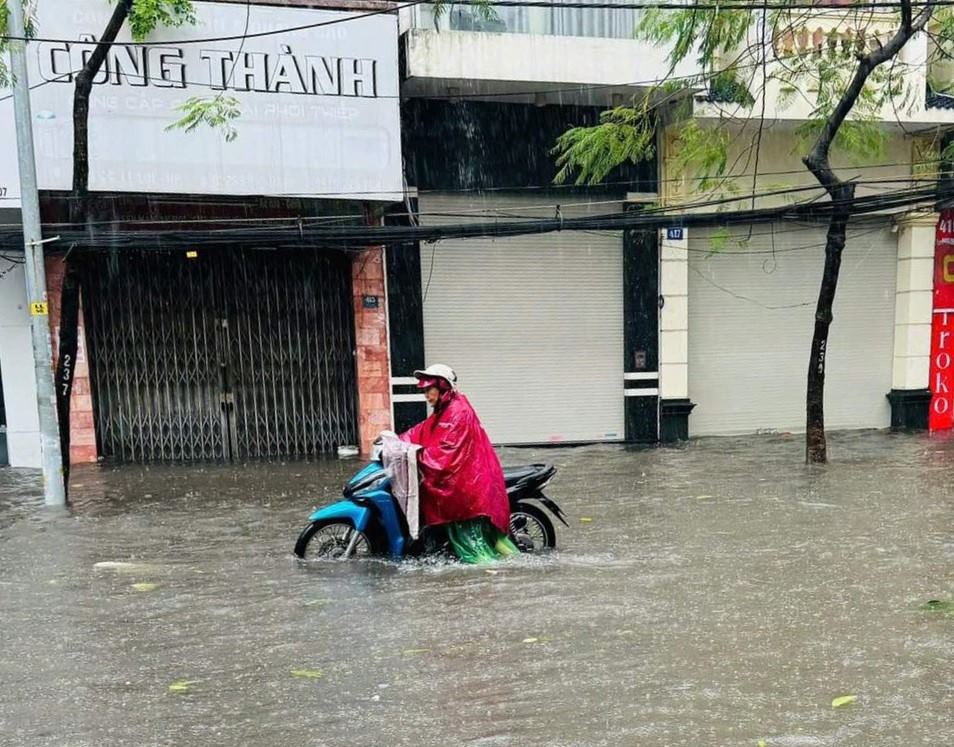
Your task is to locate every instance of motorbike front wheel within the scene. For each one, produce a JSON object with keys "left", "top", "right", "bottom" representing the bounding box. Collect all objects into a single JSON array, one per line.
[
  {"left": 294, "top": 520, "right": 374, "bottom": 560},
  {"left": 509, "top": 502, "right": 556, "bottom": 553}
]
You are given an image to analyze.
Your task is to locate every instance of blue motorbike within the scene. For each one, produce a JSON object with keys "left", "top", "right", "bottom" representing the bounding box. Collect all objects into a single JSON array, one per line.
[{"left": 293, "top": 449, "right": 568, "bottom": 561}]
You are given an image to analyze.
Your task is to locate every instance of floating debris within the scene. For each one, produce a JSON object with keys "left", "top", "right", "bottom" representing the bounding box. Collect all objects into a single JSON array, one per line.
[
  {"left": 168, "top": 680, "right": 197, "bottom": 694},
  {"left": 831, "top": 695, "right": 857, "bottom": 709},
  {"left": 93, "top": 561, "right": 159, "bottom": 573},
  {"left": 401, "top": 649, "right": 430, "bottom": 656},
  {"left": 290, "top": 668, "right": 323, "bottom": 679}
]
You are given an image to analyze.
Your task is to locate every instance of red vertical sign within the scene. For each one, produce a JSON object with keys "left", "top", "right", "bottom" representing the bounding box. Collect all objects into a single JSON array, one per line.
[{"left": 930, "top": 210, "right": 954, "bottom": 431}]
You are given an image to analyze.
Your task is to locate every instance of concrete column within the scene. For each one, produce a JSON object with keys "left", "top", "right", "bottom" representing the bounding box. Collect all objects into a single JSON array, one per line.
[
  {"left": 887, "top": 211, "right": 937, "bottom": 428},
  {"left": 352, "top": 246, "right": 393, "bottom": 455},
  {"left": 659, "top": 227, "right": 694, "bottom": 440},
  {"left": 0, "top": 263, "right": 41, "bottom": 467}
]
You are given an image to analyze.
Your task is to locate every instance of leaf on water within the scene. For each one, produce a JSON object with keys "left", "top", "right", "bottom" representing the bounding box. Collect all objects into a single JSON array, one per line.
[
  {"left": 290, "top": 668, "right": 323, "bottom": 679},
  {"left": 132, "top": 582, "right": 159, "bottom": 592},
  {"left": 168, "top": 679, "right": 197, "bottom": 693},
  {"left": 757, "top": 741, "right": 768, "bottom": 747},
  {"left": 522, "top": 637, "right": 539, "bottom": 644},
  {"left": 401, "top": 648, "right": 430, "bottom": 656},
  {"left": 831, "top": 695, "right": 857, "bottom": 709},
  {"left": 579, "top": 517, "right": 594, "bottom": 523}
]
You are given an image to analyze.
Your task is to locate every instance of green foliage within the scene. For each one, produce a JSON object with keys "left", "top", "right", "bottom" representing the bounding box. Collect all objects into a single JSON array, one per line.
[
  {"left": 922, "top": 598, "right": 954, "bottom": 613},
  {"left": 128, "top": 0, "right": 196, "bottom": 42},
  {"left": 553, "top": 2, "right": 933, "bottom": 189},
  {"left": 0, "top": 0, "right": 35, "bottom": 88},
  {"left": 708, "top": 226, "right": 731, "bottom": 252},
  {"left": 554, "top": 4, "right": 755, "bottom": 186},
  {"left": 670, "top": 119, "right": 731, "bottom": 192},
  {"left": 128, "top": 0, "right": 240, "bottom": 141},
  {"left": 932, "top": 8, "right": 954, "bottom": 66},
  {"left": 796, "top": 119, "right": 886, "bottom": 164},
  {"left": 166, "top": 95, "right": 241, "bottom": 142},
  {"left": 431, "top": 0, "right": 496, "bottom": 24},
  {"left": 709, "top": 70, "right": 755, "bottom": 107},
  {"left": 553, "top": 107, "right": 655, "bottom": 185},
  {"left": 636, "top": 7, "right": 750, "bottom": 71}
]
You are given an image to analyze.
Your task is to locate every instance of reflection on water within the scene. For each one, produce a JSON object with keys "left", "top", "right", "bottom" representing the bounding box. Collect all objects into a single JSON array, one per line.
[{"left": 2, "top": 431, "right": 954, "bottom": 746}]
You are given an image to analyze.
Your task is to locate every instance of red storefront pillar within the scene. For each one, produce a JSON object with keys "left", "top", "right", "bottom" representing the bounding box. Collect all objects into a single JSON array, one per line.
[
  {"left": 44, "top": 258, "right": 98, "bottom": 464},
  {"left": 352, "top": 245, "right": 393, "bottom": 454},
  {"left": 929, "top": 210, "right": 954, "bottom": 431}
]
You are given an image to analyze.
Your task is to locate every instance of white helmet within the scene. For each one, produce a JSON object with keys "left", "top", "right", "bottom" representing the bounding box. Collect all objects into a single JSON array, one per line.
[{"left": 413, "top": 363, "right": 458, "bottom": 390}]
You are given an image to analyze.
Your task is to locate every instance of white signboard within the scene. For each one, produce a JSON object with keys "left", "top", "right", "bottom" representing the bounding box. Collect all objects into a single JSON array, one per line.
[{"left": 0, "top": 0, "right": 402, "bottom": 206}]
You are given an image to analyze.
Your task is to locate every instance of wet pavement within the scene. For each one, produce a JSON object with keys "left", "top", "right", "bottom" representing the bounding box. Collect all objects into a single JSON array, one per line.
[{"left": 2, "top": 431, "right": 954, "bottom": 746}]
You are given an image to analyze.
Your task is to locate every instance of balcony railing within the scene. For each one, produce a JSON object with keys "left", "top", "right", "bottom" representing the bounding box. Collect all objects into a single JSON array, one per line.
[{"left": 410, "top": 1, "right": 637, "bottom": 40}]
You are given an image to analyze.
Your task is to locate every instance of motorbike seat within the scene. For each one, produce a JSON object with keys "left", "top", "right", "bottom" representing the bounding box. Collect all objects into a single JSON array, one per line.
[{"left": 502, "top": 464, "right": 554, "bottom": 488}]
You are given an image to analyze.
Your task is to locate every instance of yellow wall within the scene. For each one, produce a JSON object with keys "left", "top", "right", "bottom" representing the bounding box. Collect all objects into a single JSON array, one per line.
[{"left": 661, "top": 124, "right": 923, "bottom": 213}]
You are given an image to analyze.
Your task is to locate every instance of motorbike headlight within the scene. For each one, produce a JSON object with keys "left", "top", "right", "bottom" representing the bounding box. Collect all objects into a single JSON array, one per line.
[{"left": 350, "top": 469, "right": 390, "bottom": 496}]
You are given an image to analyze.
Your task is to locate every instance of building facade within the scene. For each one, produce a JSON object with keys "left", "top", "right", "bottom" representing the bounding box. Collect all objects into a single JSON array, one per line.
[
  {"left": 3, "top": 2, "right": 954, "bottom": 467},
  {"left": 394, "top": 4, "right": 954, "bottom": 445},
  {"left": 0, "top": 0, "right": 401, "bottom": 466}
]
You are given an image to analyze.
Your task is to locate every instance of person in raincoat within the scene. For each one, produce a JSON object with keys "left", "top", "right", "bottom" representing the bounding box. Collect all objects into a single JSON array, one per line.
[{"left": 400, "top": 364, "right": 518, "bottom": 564}]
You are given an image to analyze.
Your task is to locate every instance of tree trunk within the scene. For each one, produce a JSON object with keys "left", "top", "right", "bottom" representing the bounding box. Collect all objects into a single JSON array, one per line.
[
  {"left": 70, "top": 0, "right": 130, "bottom": 223},
  {"left": 798, "top": 0, "right": 933, "bottom": 464},
  {"left": 805, "top": 183, "right": 855, "bottom": 464},
  {"left": 57, "top": 0, "right": 130, "bottom": 488},
  {"left": 55, "top": 260, "right": 81, "bottom": 483}
]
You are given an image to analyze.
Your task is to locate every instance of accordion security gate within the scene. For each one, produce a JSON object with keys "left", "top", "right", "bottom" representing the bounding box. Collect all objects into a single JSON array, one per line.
[{"left": 80, "top": 249, "right": 358, "bottom": 462}]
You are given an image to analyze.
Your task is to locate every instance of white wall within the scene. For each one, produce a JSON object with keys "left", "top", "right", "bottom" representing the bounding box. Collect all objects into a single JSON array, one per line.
[
  {"left": 0, "top": 263, "right": 41, "bottom": 468},
  {"left": 404, "top": 28, "right": 698, "bottom": 98}
]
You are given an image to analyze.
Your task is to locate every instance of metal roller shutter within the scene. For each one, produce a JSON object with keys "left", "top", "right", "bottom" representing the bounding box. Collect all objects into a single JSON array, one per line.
[
  {"left": 687, "top": 220, "right": 897, "bottom": 435},
  {"left": 418, "top": 193, "right": 624, "bottom": 444}
]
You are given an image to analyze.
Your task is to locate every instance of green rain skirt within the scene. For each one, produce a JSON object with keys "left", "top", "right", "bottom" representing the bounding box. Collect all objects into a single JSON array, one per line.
[{"left": 446, "top": 518, "right": 519, "bottom": 564}]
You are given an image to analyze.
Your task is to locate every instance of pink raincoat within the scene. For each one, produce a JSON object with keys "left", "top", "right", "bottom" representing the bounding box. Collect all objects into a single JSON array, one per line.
[{"left": 400, "top": 390, "right": 510, "bottom": 533}]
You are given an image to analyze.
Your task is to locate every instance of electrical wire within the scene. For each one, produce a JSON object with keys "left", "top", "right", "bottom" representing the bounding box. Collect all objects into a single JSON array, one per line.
[
  {"left": 0, "top": 42, "right": 794, "bottom": 106},
  {"left": 448, "top": 0, "right": 950, "bottom": 8},
  {"left": 0, "top": 1, "right": 428, "bottom": 47},
  {"left": 1, "top": 0, "right": 951, "bottom": 48},
  {"left": 0, "top": 164, "right": 940, "bottom": 212},
  {"left": 0, "top": 180, "right": 945, "bottom": 251}
]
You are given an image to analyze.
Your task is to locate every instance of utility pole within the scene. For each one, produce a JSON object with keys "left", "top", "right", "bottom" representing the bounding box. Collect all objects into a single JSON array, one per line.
[{"left": 7, "top": 0, "right": 66, "bottom": 506}]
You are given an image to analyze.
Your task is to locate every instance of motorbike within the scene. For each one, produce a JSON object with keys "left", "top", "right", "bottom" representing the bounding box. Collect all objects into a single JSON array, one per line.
[{"left": 293, "top": 444, "right": 568, "bottom": 561}]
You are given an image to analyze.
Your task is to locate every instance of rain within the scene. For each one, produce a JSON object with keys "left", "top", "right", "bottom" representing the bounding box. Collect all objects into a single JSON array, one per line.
[
  {"left": 3, "top": 431, "right": 954, "bottom": 745},
  {"left": 3, "top": 0, "right": 954, "bottom": 745}
]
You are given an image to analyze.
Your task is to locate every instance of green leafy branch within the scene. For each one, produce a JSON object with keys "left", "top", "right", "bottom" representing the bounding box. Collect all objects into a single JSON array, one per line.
[
  {"left": 125, "top": 0, "right": 241, "bottom": 142},
  {"left": 166, "top": 95, "right": 241, "bottom": 142},
  {"left": 128, "top": 0, "right": 195, "bottom": 42},
  {"left": 0, "top": 0, "right": 36, "bottom": 88}
]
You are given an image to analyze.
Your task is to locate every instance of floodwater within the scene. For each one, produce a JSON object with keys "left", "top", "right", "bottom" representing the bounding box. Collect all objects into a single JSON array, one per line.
[{"left": 2, "top": 431, "right": 954, "bottom": 747}]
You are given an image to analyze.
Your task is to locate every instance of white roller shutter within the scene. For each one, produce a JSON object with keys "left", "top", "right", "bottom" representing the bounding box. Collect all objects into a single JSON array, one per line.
[
  {"left": 688, "top": 220, "right": 896, "bottom": 435},
  {"left": 419, "top": 193, "right": 624, "bottom": 444}
]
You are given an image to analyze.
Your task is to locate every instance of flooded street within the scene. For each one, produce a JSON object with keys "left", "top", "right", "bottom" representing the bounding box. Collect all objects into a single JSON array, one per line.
[{"left": 2, "top": 431, "right": 954, "bottom": 746}]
